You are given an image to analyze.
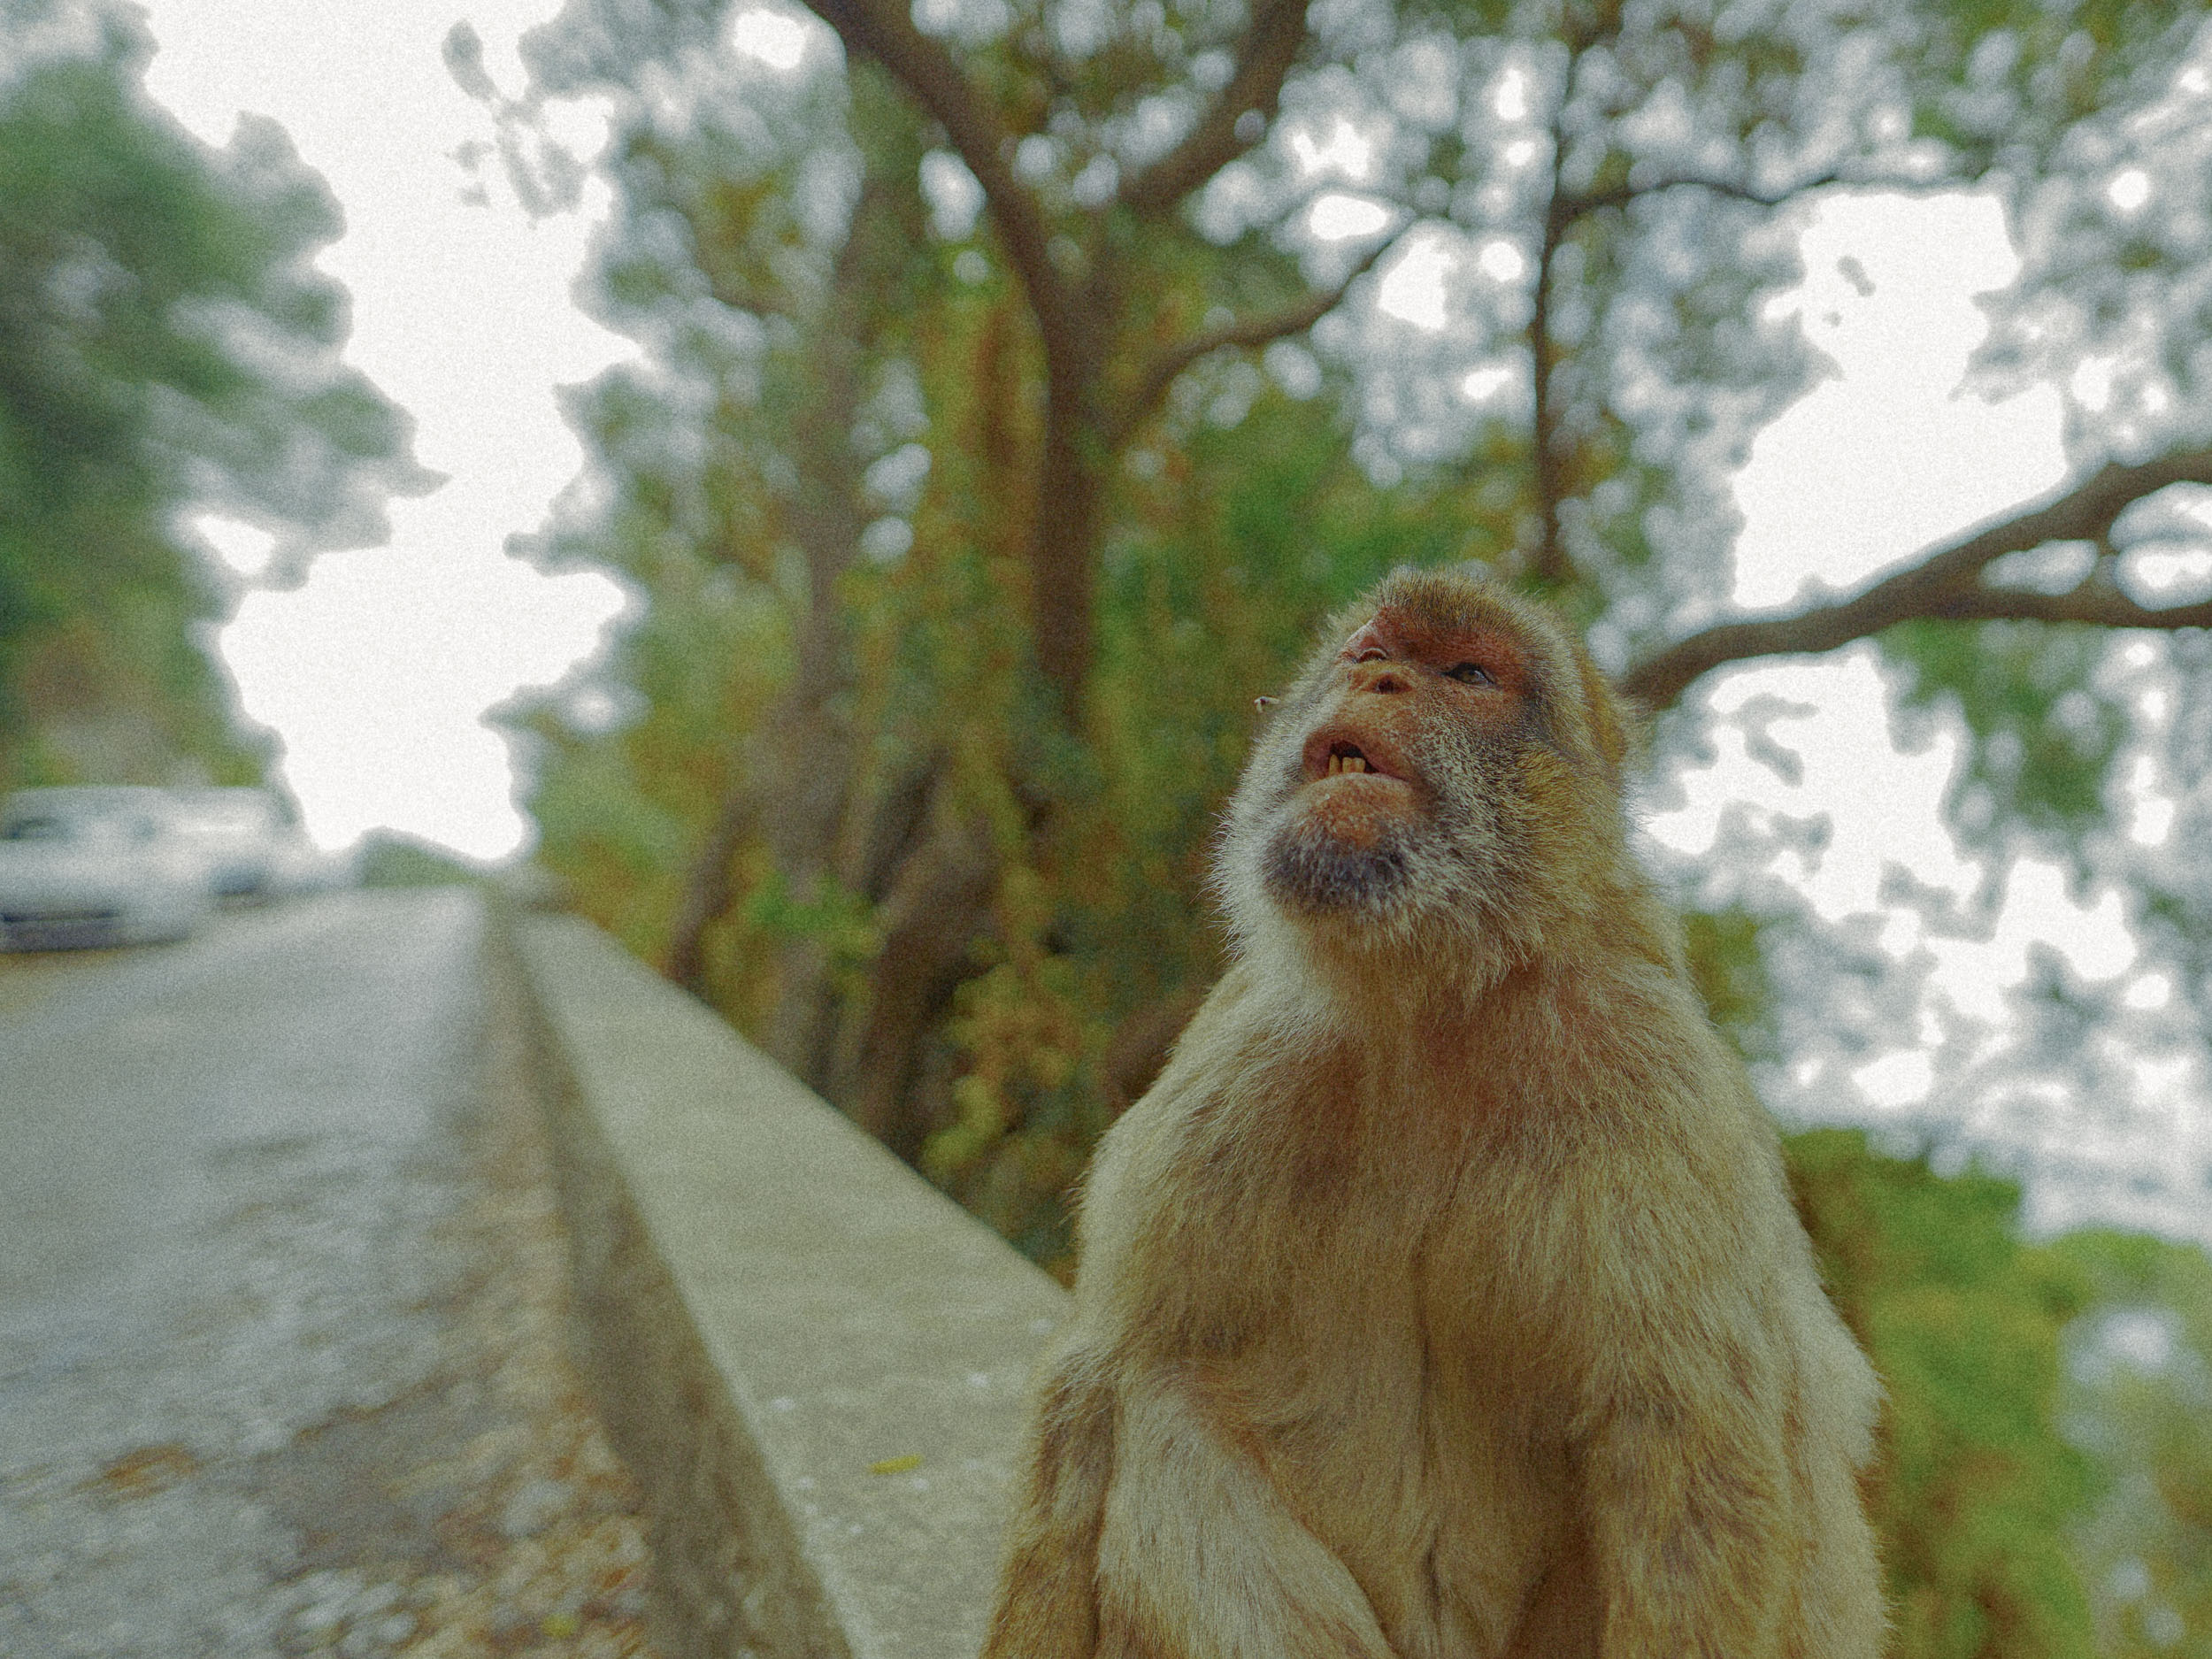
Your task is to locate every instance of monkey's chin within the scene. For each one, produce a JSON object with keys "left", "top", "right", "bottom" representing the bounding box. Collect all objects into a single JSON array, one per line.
[{"left": 1258, "top": 815, "right": 1416, "bottom": 920}]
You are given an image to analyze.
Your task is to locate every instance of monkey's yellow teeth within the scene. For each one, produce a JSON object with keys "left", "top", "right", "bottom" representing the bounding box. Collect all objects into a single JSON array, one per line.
[{"left": 1325, "top": 749, "right": 1371, "bottom": 776}]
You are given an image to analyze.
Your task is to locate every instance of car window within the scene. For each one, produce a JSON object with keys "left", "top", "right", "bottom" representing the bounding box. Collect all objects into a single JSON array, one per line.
[{"left": 2, "top": 815, "right": 73, "bottom": 841}]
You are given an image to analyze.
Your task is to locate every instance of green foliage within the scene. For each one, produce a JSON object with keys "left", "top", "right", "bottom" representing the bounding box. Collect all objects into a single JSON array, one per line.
[
  {"left": 356, "top": 832, "right": 484, "bottom": 888},
  {"left": 1905, "top": 0, "right": 2200, "bottom": 153},
  {"left": 1886, "top": 618, "right": 2132, "bottom": 859},
  {"left": 2052, "top": 1230, "right": 2212, "bottom": 1657},
  {"left": 0, "top": 1, "right": 416, "bottom": 786},
  {"left": 1789, "top": 1128, "right": 2098, "bottom": 1659},
  {"left": 1682, "top": 903, "right": 1786, "bottom": 1064},
  {"left": 517, "top": 570, "right": 785, "bottom": 981}
]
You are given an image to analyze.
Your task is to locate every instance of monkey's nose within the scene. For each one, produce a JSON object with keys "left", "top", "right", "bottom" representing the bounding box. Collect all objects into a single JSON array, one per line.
[{"left": 1350, "top": 663, "right": 1410, "bottom": 695}]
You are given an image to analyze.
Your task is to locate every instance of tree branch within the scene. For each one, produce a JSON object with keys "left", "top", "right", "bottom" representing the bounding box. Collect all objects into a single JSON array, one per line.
[
  {"left": 1555, "top": 165, "right": 1988, "bottom": 234},
  {"left": 1110, "top": 227, "right": 1402, "bottom": 443},
  {"left": 1618, "top": 447, "right": 2212, "bottom": 710},
  {"left": 1118, "top": 0, "right": 1310, "bottom": 218},
  {"left": 1932, "top": 587, "right": 2212, "bottom": 629},
  {"left": 803, "top": 0, "right": 1076, "bottom": 344},
  {"left": 1527, "top": 178, "right": 1571, "bottom": 588},
  {"left": 1559, "top": 169, "right": 1844, "bottom": 224}
]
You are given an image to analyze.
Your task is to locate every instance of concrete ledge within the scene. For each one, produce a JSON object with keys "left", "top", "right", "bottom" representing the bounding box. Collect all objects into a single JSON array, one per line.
[{"left": 503, "top": 912, "right": 1067, "bottom": 1659}]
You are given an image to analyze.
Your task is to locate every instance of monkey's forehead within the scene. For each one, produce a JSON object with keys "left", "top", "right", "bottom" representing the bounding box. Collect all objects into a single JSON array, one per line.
[{"left": 1325, "top": 569, "right": 1569, "bottom": 658}]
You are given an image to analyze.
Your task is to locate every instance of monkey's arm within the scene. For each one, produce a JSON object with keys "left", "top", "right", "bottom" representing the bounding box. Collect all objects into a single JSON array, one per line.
[
  {"left": 1575, "top": 1136, "right": 1802, "bottom": 1658},
  {"left": 980, "top": 1350, "right": 1116, "bottom": 1658},
  {"left": 983, "top": 1348, "right": 1397, "bottom": 1659},
  {"left": 1581, "top": 1363, "right": 1793, "bottom": 1657},
  {"left": 1089, "top": 1370, "right": 1399, "bottom": 1659},
  {"left": 987, "top": 1035, "right": 1398, "bottom": 1659}
]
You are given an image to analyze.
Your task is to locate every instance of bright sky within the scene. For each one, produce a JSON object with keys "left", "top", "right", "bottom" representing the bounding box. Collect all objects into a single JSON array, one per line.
[
  {"left": 140, "top": 0, "right": 633, "bottom": 862},
  {"left": 128, "top": 4, "right": 2197, "bottom": 1188},
  {"left": 1633, "top": 192, "right": 2193, "bottom": 1188},
  {"left": 1627, "top": 194, "right": 2207, "bottom": 1227}
]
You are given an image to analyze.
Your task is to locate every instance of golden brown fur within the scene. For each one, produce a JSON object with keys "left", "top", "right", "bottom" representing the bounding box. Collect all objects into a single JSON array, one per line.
[{"left": 982, "top": 570, "right": 1884, "bottom": 1659}]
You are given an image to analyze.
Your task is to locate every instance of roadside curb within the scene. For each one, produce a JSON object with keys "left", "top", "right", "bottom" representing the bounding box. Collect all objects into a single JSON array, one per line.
[{"left": 502, "top": 911, "right": 1066, "bottom": 1659}]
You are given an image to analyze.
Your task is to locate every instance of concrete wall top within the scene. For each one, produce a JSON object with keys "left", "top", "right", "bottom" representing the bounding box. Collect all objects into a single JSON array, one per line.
[{"left": 511, "top": 913, "right": 1067, "bottom": 1659}]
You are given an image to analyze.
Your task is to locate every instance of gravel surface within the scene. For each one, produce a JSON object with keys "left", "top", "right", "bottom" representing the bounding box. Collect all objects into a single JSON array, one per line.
[{"left": 0, "top": 890, "right": 664, "bottom": 1659}]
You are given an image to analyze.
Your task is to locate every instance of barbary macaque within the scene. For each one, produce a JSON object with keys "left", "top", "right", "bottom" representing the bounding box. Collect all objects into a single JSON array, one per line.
[{"left": 981, "top": 569, "right": 1884, "bottom": 1658}]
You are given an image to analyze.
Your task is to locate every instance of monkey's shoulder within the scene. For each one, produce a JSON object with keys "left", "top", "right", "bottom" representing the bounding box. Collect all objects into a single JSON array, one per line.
[
  {"left": 1105, "top": 961, "right": 1325, "bottom": 1118},
  {"left": 1498, "top": 957, "right": 1770, "bottom": 1120}
]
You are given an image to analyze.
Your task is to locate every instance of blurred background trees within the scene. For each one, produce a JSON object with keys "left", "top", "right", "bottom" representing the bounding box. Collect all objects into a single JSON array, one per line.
[
  {"left": 0, "top": 0, "right": 423, "bottom": 789},
  {"left": 494, "top": 0, "right": 2212, "bottom": 1649}
]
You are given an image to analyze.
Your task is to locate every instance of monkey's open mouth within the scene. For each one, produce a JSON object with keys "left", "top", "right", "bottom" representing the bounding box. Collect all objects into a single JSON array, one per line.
[
  {"left": 1302, "top": 724, "right": 1409, "bottom": 787},
  {"left": 1325, "top": 742, "right": 1376, "bottom": 776}
]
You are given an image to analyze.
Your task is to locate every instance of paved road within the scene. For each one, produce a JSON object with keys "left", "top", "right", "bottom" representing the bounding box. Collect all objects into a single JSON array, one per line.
[{"left": 0, "top": 890, "right": 658, "bottom": 1659}]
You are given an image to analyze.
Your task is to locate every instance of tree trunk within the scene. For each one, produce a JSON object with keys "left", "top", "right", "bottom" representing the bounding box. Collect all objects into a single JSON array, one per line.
[
  {"left": 661, "top": 174, "right": 889, "bottom": 997},
  {"left": 663, "top": 778, "right": 754, "bottom": 994},
  {"left": 765, "top": 745, "right": 939, "bottom": 1088},
  {"left": 1528, "top": 175, "right": 1573, "bottom": 589},
  {"left": 1028, "top": 338, "right": 1111, "bottom": 717},
  {"left": 820, "top": 774, "right": 1001, "bottom": 1158}
]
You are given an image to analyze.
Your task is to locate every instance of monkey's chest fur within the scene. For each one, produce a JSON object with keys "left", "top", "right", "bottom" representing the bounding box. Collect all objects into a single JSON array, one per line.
[{"left": 1089, "top": 1023, "right": 1609, "bottom": 1655}]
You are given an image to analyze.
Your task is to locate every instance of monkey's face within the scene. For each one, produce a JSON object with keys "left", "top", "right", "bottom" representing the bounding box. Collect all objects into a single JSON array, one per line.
[{"left": 1222, "top": 598, "right": 1547, "bottom": 944}]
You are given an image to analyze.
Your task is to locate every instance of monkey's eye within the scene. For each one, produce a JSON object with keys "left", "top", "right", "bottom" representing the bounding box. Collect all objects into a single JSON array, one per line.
[{"left": 1445, "top": 662, "right": 1495, "bottom": 686}]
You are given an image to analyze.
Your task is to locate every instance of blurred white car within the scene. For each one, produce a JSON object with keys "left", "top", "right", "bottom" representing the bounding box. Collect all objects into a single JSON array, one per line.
[
  {"left": 164, "top": 785, "right": 288, "bottom": 899},
  {"left": 0, "top": 787, "right": 216, "bottom": 950}
]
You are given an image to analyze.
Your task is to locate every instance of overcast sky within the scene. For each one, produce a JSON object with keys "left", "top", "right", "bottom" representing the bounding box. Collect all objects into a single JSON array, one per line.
[{"left": 141, "top": 0, "right": 632, "bottom": 862}]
